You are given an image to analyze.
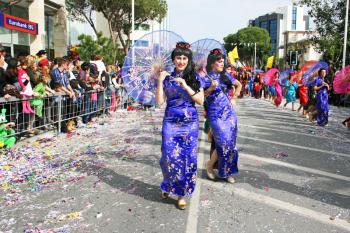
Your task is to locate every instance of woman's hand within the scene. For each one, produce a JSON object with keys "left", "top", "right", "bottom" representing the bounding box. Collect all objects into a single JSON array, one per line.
[
  {"left": 6, "top": 122, "right": 15, "bottom": 128},
  {"left": 4, "top": 94, "right": 11, "bottom": 100},
  {"left": 231, "top": 96, "right": 237, "bottom": 107},
  {"left": 173, "top": 77, "right": 188, "bottom": 88},
  {"left": 323, "top": 82, "right": 329, "bottom": 90},
  {"left": 158, "top": 71, "right": 169, "bottom": 83},
  {"left": 210, "top": 80, "right": 219, "bottom": 89}
]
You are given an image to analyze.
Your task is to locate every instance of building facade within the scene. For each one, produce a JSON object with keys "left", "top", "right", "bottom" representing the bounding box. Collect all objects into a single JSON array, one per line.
[
  {"left": 0, "top": 0, "right": 67, "bottom": 59},
  {"left": 249, "top": 4, "right": 312, "bottom": 59}
]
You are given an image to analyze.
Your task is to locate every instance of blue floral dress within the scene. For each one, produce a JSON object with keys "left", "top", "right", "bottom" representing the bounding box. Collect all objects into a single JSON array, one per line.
[
  {"left": 159, "top": 70, "right": 201, "bottom": 197},
  {"left": 203, "top": 71, "right": 239, "bottom": 178},
  {"left": 315, "top": 77, "right": 329, "bottom": 126}
]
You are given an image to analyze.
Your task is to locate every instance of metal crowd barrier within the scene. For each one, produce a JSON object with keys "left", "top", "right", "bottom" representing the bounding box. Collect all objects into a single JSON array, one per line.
[{"left": 0, "top": 89, "right": 128, "bottom": 141}]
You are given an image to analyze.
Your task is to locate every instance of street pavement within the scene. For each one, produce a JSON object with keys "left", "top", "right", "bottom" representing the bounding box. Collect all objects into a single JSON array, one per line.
[{"left": 0, "top": 97, "right": 349, "bottom": 233}]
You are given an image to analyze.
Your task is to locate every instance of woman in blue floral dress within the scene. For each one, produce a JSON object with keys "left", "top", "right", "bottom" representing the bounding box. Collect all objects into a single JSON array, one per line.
[
  {"left": 156, "top": 42, "right": 204, "bottom": 210},
  {"left": 203, "top": 49, "right": 242, "bottom": 184},
  {"left": 314, "top": 68, "right": 329, "bottom": 126}
]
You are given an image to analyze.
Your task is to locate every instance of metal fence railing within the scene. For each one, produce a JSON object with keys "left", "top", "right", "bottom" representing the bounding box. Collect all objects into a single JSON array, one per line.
[{"left": 0, "top": 88, "right": 130, "bottom": 144}]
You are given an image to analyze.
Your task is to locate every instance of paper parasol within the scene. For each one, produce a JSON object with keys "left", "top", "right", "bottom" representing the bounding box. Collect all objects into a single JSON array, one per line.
[
  {"left": 279, "top": 69, "right": 293, "bottom": 86},
  {"left": 333, "top": 65, "right": 350, "bottom": 94},
  {"left": 291, "top": 60, "right": 317, "bottom": 83},
  {"left": 191, "top": 38, "right": 226, "bottom": 74},
  {"left": 121, "top": 30, "right": 184, "bottom": 106},
  {"left": 302, "top": 61, "right": 328, "bottom": 87},
  {"left": 263, "top": 68, "right": 280, "bottom": 86}
]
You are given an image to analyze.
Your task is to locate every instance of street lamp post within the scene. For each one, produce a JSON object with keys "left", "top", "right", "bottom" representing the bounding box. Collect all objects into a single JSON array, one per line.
[
  {"left": 132, "top": 0, "right": 135, "bottom": 66},
  {"left": 243, "top": 42, "right": 257, "bottom": 70},
  {"left": 254, "top": 42, "right": 257, "bottom": 70},
  {"left": 343, "top": 0, "right": 349, "bottom": 68}
]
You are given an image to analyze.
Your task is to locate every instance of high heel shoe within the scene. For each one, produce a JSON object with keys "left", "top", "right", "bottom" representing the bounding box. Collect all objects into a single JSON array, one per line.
[
  {"left": 177, "top": 198, "right": 186, "bottom": 210},
  {"left": 206, "top": 161, "right": 215, "bottom": 180},
  {"left": 226, "top": 176, "right": 236, "bottom": 184},
  {"left": 160, "top": 191, "right": 169, "bottom": 199}
]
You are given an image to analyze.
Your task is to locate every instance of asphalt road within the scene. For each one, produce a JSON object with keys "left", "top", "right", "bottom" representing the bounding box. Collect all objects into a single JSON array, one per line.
[{"left": 0, "top": 97, "right": 349, "bottom": 233}]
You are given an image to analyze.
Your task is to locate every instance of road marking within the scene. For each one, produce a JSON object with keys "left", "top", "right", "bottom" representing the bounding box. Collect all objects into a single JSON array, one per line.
[
  {"left": 239, "top": 135, "right": 350, "bottom": 159},
  {"left": 239, "top": 116, "right": 315, "bottom": 128},
  {"left": 239, "top": 123, "right": 338, "bottom": 140},
  {"left": 238, "top": 103, "right": 350, "bottom": 142},
  {"left": 201, "top": 179, "right": 350, "bottom": 232},
  {"left": 241, "top": 153, "right": 350, "bottom": 182},
  {"left": 186, "top": 127, "right": 205, "bottom": 233}
]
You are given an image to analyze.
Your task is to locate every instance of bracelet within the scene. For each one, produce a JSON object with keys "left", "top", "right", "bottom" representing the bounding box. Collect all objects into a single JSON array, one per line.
[{"left": 191, "top": 91, "right": 198, "bottom": 97}]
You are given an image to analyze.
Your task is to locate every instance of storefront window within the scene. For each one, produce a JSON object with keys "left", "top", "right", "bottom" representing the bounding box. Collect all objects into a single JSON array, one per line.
[
  {"left": 0, "top": 27, "right": 12, "bottom": 43},
  {"left": 0, "top": 3, "right": 30, "bottom": 54},
  {"left": 11, "top": 5, "right": 30, "bottom": 46},
  {"left": 45, "top": 15, "right": 54, "bottom": 49}
]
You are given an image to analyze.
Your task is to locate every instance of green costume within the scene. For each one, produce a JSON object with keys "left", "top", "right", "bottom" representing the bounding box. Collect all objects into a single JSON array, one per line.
[
  {"left": 0, "top": 109, "right": 16, "bottom": 149},
  {"left": 30, "top": 82, "right": 45, "bottom": 117}
]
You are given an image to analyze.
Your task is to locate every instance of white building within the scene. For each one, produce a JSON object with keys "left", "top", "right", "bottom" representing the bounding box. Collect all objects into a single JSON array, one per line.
[{"left": 249, "top": 2, "right": 322, "bottom": 63}]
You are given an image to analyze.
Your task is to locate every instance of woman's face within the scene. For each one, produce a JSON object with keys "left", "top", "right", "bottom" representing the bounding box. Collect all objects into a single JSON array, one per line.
[
  {"left": 320, "top": 69, "right": 327, "bottom": 78},
  {"left": 173, "top": 55, "right": 188, "bottom": 72},
  {"left": 226, "top": 67, "right": 232, "bottom": 73},
  {"left": 212, "top": 58, "right": 225, "bottom": 73},
  {"left": 68, "top": 63, "right": 74, "bottom": 71}
]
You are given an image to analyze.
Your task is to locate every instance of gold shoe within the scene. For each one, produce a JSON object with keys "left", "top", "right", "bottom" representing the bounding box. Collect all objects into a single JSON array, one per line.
[
  {"left": 160, "top": 192, "right": 169, "bottom": 199},
  {"left": 177, "top": 198, "right": 186, "bottom": 210},
  {"left": 226, "top": 176, "right": 236, "bottom": 184}
]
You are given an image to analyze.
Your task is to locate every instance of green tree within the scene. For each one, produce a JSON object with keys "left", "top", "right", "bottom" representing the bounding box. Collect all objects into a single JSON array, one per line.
[
  {"left": 66, "top": 0, "right": 98, "bottom": 37},
  {"left": 80, "top": 0, "right": 168, "bottom": 55},
  {"left": 77, "top": 32, "right": 119, "bottom": 65},
  {"left": 299, "top": 0, "right": 349, "bottom": 66},
  {"left": 224, "top": 26, "right": 271, "bottom": 68},
  {"left": 0, "top": 0, "right": 23, "bottom": 11},
  {"left": 67, "top": 0, "right": 167, "bottom": 55}
]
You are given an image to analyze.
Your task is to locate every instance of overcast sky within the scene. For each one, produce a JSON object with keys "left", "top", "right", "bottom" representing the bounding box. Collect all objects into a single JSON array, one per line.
[{"left": 166, "top": 0, "right": 295, "bottom": 43}]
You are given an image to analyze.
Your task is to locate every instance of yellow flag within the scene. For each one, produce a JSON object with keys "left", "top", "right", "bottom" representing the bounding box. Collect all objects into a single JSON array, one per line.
[
  {"left": 266, "top": 56, "right": 274, "bottom": 68},
  {"left": 228, "top": 46, "right": 239, "bottom": 64}
]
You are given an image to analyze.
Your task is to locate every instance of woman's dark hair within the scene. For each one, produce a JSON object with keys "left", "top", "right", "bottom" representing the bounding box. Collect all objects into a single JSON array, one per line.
[
  {"left": 4, "top": 58, "right": 18, "bottom": 84},
  {"left": 206, "top": 49, "right": 233, "bottom": 90},
  {"left": 171, "top": 42, "right": 201, "bottom": 93},
  {"left": 81, "top": 62, "right": 90, "bottom": 71},
  {"left": 318, "top": 68, "right": 327, "bottom": 76}
]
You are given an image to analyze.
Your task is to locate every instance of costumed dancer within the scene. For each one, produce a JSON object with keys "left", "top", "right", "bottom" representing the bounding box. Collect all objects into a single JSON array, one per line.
[
  {"left": 297, "top": 77, "right": 309, "bottom": 116},
  {"left": 203, "top": 48, "right": 242, "bottom": 184},
  {"left": 283, "top": 72, "right": 298, "bottom": 111},
  {"left": 156, "top": 42, "right": 204, "bottom": 210},
  {"left": 314, "top": 68, "right": 329, "bottom": 126},
  {"left": 273, "top": 71, "right": 283, "bottom": 108}
]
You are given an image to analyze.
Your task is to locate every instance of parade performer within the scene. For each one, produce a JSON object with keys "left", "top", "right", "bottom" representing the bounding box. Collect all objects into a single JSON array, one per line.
[
  {"left": 297, "top": 78, "right": 308, "bottom": 116},
  {"left": 314, "top": 68, "right": 330, "bottom": 126},
  {"left": 156, "top": 42, "right": 204, "bottom": 210},
  {"left": 283, "top": 72, "right": 298, "bottom": 111},
  {"left": 273, "top": 72, "right": 283, "bottom": 107},
  {"left": 203, "top": 48, "right": 242, "bottom": 184}
]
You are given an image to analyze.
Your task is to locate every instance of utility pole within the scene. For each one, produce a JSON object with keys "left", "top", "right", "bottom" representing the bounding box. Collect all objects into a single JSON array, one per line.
[
  {"left": 132, "top": 0, "right": 135, "bottom": 66},
  {"left": 343, "top": 0, "right": 349, "bottom": 68}
]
